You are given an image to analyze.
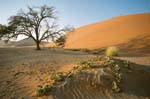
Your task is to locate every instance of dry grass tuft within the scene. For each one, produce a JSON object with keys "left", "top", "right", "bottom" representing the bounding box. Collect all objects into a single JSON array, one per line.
[{"left": 106, "top": 46, "right": 119, "bottom": 57}]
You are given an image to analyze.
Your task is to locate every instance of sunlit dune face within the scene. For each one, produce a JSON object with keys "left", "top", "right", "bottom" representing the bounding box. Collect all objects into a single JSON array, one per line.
[{"left": 65, "top": 13, "right": 150, "bottom": 49}]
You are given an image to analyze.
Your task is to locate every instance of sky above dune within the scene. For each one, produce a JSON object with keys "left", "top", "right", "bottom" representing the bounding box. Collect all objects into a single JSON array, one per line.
[{"left": 0, "top": 0, "right": 150, "bottom": 28}]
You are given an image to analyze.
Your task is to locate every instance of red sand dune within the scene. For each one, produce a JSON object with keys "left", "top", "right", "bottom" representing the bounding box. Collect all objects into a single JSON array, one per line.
[{"left": 65, "top": 13, "right": 150, "bottom": 50}]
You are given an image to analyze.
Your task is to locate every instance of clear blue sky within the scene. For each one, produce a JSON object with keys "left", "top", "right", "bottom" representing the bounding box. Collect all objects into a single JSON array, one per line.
[{"left": 0, "top": 0, "right": 150, "bottom": 28}]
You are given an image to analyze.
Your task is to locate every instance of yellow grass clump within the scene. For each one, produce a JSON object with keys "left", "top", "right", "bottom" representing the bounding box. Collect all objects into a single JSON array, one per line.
[{"left": 106, "top": 46, "right": 119, "bottom": 57}]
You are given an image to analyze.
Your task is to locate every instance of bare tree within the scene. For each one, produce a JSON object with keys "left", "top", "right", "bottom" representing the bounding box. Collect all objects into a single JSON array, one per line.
[{"left": 4, "top": 5, "right": 73, "bottom": 50}]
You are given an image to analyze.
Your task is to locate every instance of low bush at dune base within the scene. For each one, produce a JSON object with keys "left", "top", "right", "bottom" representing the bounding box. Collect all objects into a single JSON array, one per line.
[{"left": 106, "top": 46, "right": 119, "bottom": 57}]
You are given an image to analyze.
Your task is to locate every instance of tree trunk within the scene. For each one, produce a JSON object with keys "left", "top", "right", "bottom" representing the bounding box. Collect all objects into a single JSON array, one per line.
[{"left": 36, "top": 40, "right": 41, "bottom": 50}]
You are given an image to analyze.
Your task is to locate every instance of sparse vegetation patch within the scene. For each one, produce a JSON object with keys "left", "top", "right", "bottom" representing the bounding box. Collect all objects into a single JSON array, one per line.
[{"left": 36, "top": 55, "right": 136, "bottom": 97}]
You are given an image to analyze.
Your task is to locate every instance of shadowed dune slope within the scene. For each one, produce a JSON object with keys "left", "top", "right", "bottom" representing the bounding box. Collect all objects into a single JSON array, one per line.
[
  {"left": 119, "top": 35, "right": 150, "bottom": 53},
  {"left": 65, "top": 13, "right": 150, "bottom": 50}
]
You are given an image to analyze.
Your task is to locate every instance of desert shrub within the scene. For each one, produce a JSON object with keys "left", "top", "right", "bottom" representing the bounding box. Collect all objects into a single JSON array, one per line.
[
  {"left": 105, "top": 46, "right": 119, "bottom": 57},
  {"left": 71, "top": 66, "right": 82, "bottom": 75},
  {"left": 63, "top": 66, "right": 82, "bottom": 78},
  {"left": 43, "top": 85, "right": 51, "bottom": 93},
  {"left": 37, "top": 85, "right": 44, "bottom": 96},
  {"left": 55, "top": 36, "right": 66, "bottom": 47},
  {"left": 123, "top": 60, "right": 132, "bottom": 72},
  {"left": 79, "top": 61, "right": 92, "bottom": 69},
  {"left": 51, "top": 68, "right": 82, "bottom": 82},
  {"left": 51, "top": 72, "right": 67, "bottom": 81},
  {"left": 36, "top": 85, "right": 51, "bottom": 96},
  {"left": 112, "top": 81, "right": 121, "bottom": 92},
  {"left": 123, "top": 60, "right": 130, "bottom": 68}
]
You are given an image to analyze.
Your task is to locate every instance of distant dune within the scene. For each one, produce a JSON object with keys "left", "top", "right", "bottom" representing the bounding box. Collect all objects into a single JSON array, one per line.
[
  {"left": 0, "top": 40, "right": 16, "bottom": 47},
  {"left": 65, "top": 13, "right": 150, "bottom": 52},
  {"left": 15, "top": 38, "right": 47, "bottom": 47},
  {"left": 15, "top": 38, "right": 36, "bottom": 47},
  {"left": 0, "top": 38, "right": 48, "bottom": 47}
]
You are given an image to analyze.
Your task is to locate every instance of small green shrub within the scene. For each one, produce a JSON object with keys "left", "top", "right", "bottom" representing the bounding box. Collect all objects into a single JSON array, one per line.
[
  {"left": 123, "top": 60, "right": 130, "bottom": 68},
  {"left": 36, "top": 84, "right": 51, "bottom": 96},
  {"left": 72, "top": 66, "right": 82, "bottom": 75},
  {"left": 51, "top": 72, "right": 66, "bottom": 81},
  {"left": 79, "top": 61, "right": 92, "bottom": 69},
  {"left": 67, "top": 71, "right": 74, "bottom": 77},
  {"left": 37, "top": 85, "right": 44, "bottom": 96},
  {"left": 106, "top": 46, "right": 119, "bottom": 57},
  {"left": 55, "top": 36, "right": 66, "bottom": 47},
  {"left": 112, "top": 81, "right": 121, "bottom": 92}
]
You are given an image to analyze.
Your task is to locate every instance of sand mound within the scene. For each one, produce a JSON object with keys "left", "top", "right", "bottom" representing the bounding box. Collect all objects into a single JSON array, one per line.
[
  {"left": 49, "top": 57, "right": 150, "bottom": 99},
  {"left": 65, "top": 13, "right": 150, "bottom": 52}
]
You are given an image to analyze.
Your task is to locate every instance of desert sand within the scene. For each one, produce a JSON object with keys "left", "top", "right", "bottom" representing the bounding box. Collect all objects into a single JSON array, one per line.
[
  {"left": 65, "top": 13, "right": 150, "bottom": 51},
  {"left": 0, "top": 47, "right": 95, "bottom": 99},
  {"left": 0, "top": 47, "right": 150, "bottom": 99}
]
